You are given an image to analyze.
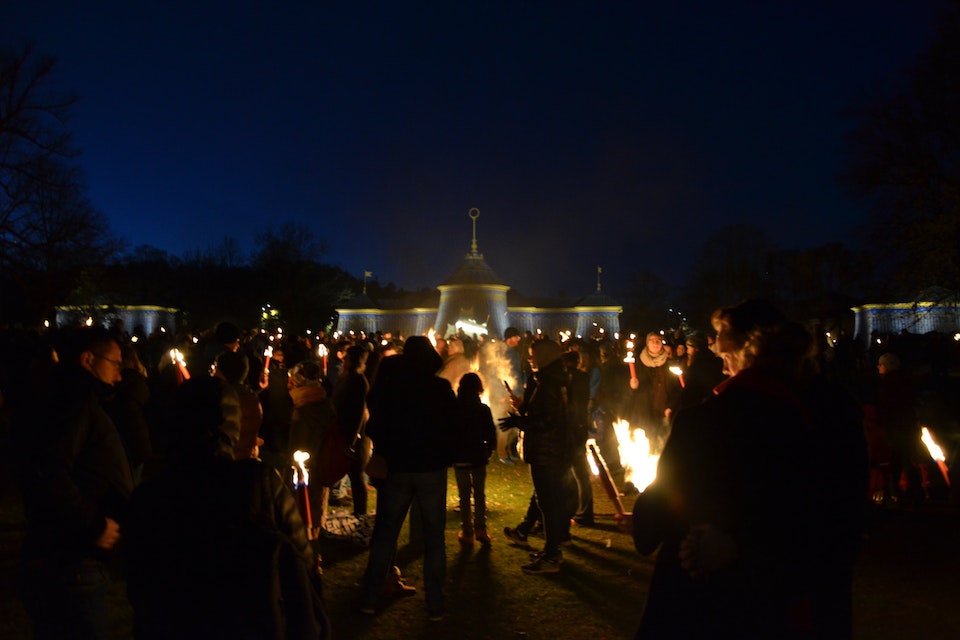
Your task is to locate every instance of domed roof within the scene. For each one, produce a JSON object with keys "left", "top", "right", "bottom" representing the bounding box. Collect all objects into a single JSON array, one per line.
[
  {"left": 439, "top": 252, "right": 507, "bottom": 287},
  {"left": 576, "top": 267, "right": 620, "bottom": 307},
  {"left": 438, "top": 208, "right": 508, "bottom": 288},
  {"left": 576, "top": 289, "right": 621, "bottom": 307},
  {"left": 338, "top": 292, "right": 378, "bottom": 310}
]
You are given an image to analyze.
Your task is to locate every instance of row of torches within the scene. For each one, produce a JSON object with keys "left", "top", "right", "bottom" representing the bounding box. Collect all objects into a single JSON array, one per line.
[{"left": 162, "top": 329, "right": 951, "bottom": 532}]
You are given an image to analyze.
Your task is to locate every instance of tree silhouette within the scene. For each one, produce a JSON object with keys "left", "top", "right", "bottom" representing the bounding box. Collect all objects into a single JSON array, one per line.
[
  {"left": 842, "top": 4, "right": 960, "bottom": 295},
  {"left": 0, "top": 44, "right": 120, "bottom": 322}
]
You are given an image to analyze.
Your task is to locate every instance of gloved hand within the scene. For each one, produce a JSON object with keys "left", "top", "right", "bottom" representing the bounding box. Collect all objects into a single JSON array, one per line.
[{"left": 498, "top": 415, "right": 525, "bottom": 432}]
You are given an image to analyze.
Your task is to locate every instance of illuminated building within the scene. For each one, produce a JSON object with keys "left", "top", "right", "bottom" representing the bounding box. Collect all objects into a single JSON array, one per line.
[{"left": 336, "top": 210, "right": 621, "bottom": 340}]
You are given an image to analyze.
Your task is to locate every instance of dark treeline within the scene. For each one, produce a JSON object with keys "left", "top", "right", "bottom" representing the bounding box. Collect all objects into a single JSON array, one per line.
[{"left": 4, "top": 2, "right": 960, "bottom": 331}]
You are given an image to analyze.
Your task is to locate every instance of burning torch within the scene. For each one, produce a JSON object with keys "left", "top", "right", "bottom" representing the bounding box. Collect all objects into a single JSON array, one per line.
[
  {"left": 263, "top": 345, "right": 273, "bottom": 373},
  {"left": 292, "top": 450, "right": 315, "bottom": 538},
  {"left": 669, "top": 365, "right": 685, "bottom": 388},
  {"left": 921, "top": 426, "right": 951, "bottom": 488},
  {"left": 624, "top": 341, "right": 637, "bottom": 380},
  {"left": 317, "top": 344, "right": 328, "bottom": 377},
  {"left": 169, "top": 348, "right": 190, "bottom": 384}
]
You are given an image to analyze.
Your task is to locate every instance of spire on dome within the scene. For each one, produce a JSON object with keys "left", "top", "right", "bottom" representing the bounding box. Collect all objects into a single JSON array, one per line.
[{"left": 468, "top": 207, "right": 481, "bottom": 257}]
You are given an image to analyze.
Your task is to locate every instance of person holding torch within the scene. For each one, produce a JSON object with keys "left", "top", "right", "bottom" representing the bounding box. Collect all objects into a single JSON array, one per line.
[
  {"left": 626, "top": 332, "right": 681, "bottom": 455},
  {"left": 625, "top": 301, "right": 866, "bottom": 639}
]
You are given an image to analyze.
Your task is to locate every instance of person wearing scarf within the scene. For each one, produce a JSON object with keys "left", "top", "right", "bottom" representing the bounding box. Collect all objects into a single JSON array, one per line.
[{"left": 627, "top": 332, "right": 682, "bottom": 453}]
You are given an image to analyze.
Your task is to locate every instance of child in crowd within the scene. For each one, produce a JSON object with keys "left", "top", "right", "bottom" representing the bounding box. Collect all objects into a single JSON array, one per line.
[{"left": 453, "top": 372, "right": 497, "bottom": 545}]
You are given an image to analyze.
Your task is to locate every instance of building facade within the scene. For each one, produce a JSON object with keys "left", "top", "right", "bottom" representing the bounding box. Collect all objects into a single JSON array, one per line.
[{"left": 336, "top": 212, "right": 621, "bottom": 341}]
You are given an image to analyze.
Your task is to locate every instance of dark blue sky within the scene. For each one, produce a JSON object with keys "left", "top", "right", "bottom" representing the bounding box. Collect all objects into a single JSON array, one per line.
[{"left": 3, "top": 1, "right": 948, "bottom": 299}]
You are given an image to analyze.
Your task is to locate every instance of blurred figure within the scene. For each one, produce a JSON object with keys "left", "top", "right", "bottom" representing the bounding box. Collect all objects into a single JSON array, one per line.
[
  {"left": 215, "top": 350, "right": 263, "bottom": 461},
  {"left": 439, "top": 338, "right": 472, "bottom": 395},
  {"left": 496, "top": 326, "right": 525, "bottom": 462},
  {"left": 565, "top": 349, "right": 595, "bottom": 526},
  {"left": 259, "top": 346, "right": 293, "bottom": 469},
  {"left": 875, "top": 352, "right": 928, "bottom": 505},
  {"left": 106, "top": 342, "right": 153, "bottom": 485},
  {"left": 332, "top": 345, "right": 372, "bottom": 516},
  {"left": 676, "top": 331, "right": 726, "bottom": 410},
  {"left": 595, "top": 341, "right": 627, "bottom": 474},
  {"left": 287, "top": 361, "right": 337, "bottom": 533}
]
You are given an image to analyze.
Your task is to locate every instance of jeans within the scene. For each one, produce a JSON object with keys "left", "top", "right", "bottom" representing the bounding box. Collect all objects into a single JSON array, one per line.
[
  {"left": 454, "top": 464, "right": 487, "bottom": 534},
  {"left": 361, "top": 468, "right": 447, "bottom": 614},
  {"left": 20, "top": 557, "right": 111, "bottom": 640}
]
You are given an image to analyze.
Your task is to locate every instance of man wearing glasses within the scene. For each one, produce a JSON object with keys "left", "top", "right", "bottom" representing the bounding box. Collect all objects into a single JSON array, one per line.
[{"left": 18, "top": 326, "right": 134, "bottom": 640}]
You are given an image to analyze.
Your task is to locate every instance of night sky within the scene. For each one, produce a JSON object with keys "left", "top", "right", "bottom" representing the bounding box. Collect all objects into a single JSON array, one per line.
[{"left": 3, "top": 1, "right": 948, "bottom": 299}]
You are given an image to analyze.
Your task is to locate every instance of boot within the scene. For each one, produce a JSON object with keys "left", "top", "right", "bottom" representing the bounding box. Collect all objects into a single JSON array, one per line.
[
  {"left": 382, "top": 565, "right": 417, "bottom": 599},
  {"left": 475, "top": 527, "right": 492, "bottom": 544}
]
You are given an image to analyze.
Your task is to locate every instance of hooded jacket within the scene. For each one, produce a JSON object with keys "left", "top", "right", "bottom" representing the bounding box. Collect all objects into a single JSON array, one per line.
[{"left": 366, "top": 337, "right": 457, "bottom": 473}]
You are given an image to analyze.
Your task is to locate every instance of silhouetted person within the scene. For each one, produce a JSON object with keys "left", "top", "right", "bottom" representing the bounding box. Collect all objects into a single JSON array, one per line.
[
  {"left": 19, "top": 327, "right": 134, "bottom": 640},
  {"left": 124, "top": 376, "right": 327, "bottom": 639}
]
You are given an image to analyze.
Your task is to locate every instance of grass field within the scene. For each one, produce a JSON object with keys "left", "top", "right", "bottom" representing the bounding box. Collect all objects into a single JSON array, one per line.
[
  {"left": 2, "top": 456, "right": 959, "bottom": 639},
  {"left": 0, "top": 459, "right": 651, "bottom": 640}
]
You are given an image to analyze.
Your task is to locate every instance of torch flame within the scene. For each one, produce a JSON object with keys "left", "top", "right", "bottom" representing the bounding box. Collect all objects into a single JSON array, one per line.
[
  {"left": 585, "top": 438, "right": 600, "bottom": 475},
  {"left": 921, "top": 426, "right": 952, "bottom": 488},
  {"left": 921, "top": 427, "right": 946, "bottom": 462},
  {"left": 612, "top": 419, "right": 659, "bottom": 491},
  {"left": 623, "top": 351, "right": 635, "bottom": 364},
  {"left": 264, "top": 345, "right": 273, "bottom": 358},
  {"left": 317, "top": 344, "right": 328, "bottom": 358},
  {"left": 293, "top": 450, "right": 310, "bottom": 487},
  {"left": 668, "top": 366, "right": 683, "bottom": 376},
  {"left": 427, "top": 328, "right": 437, "bottom": 347}
]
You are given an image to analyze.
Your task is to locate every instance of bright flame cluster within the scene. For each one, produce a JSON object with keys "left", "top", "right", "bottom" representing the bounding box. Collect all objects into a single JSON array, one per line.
[
  {"left": 292, "top": 450, "right": 311, "bottom": 486},
  {"left": 921, "top": 427, "right": 946, "bottom": 462},
  {"left": 612, "top": 419, "right": 659, "bottom": 491},
  {"left": 169, "top": 348, "right": 186, "bottom": 367}
]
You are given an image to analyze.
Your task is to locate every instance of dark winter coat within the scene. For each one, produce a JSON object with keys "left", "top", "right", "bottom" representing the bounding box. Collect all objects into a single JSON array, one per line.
[
  {"left": 20, "top": 365, "right": 134, "bottom": 562},
  {"left": 631, "top": 367, "right": 814, "bottom": 639},
  {"left": 517, "top": 359, "right": 574, "bottom": 467},
  {"left": 678, "top": 351, "right": 726, "bottom": 411},
  {"left": 332, "top": 370, "right": 369, "bottom": 441},
  {"left": 125, "top": 457, "right": 323, "bottom": 640},
  {"left": 876, "top": 369, "right": 924, "bottom": 462},
  {"left": 366, "top": 345, "right": 457, "bottom": 473},
  {"left": 452, "top": 398, "right": 496, "bottom": 466},
  {"left": 125, "top": 376, "right": 325, "bottom": 640},
  {"left": 629, "top": 359, "right": 681, "bottom": 432},
  {"left": 106, "top": 368, "right": 153, "bottom": 469}
]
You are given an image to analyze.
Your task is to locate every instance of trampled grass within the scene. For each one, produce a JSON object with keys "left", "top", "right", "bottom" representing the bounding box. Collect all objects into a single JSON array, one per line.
[{"left": 0, "top": 460, "right": 652, "bottom": 640}]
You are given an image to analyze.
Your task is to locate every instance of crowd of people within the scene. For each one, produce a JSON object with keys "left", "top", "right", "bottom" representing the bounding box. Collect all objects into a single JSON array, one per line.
[{"left": 0, "top": 304, "right": 953, "bottom": 638}]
